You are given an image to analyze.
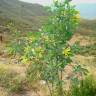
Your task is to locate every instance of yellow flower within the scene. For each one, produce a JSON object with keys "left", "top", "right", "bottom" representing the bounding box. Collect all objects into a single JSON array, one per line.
[
  {"left": 35, "top": 46, "right": 44, "bottom": 58},
  {"left": 35, "top": 46, "right": 43, "bottom": 52},
  {"left": 29, "top": 36, "right": 36, "bottom": 42},
  {"left": 38, "top": 53, "right": 43, "bottom": 58},
  {"left": 62, "top": 47, "right": 71, "bottom": 57},
  {"left": 72, "top": 10, "right": 80, "bottom": 20},
  {"left": 75, "top": 14, "right": 80, "bottom": 19},
  {"left": 24, "top": 46, "right": 35, "bottom": 55},
  {"left": 24, "top": 46, "right": 31, "bottom": 53},
  {"left": 21, "top": 56, "right": 28, "bottom": 64},
  {"left": 32, "top": 48, "right": 35, "bottom": 55},
  {"left": 42, "top": 35, "right": 49, "bottom": 42}
]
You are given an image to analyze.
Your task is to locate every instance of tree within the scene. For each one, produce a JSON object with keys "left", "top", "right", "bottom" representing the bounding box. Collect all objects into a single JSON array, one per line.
[
  {"left": 8, "top": 0, "right": 87, "bottom": 96},
  {"left": 26, "top": 0, "right": 81, "bottom": 96}
]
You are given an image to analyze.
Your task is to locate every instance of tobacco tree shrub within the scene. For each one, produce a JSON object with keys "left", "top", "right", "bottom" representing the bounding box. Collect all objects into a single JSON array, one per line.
[
  {"left": 8, "top": 0, "right": 88, "bottom": 96},
  {"left": 26, "top": 0, "right": 82, "bottom": 96}
]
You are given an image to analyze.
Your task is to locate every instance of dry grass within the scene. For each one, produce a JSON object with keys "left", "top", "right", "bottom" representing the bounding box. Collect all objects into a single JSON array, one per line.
[
  {"left": 0, "top": 87, "right": 9, "bottom": 96},
  {"left": 0, "top": 64, "right": 26, "bottom": 76},
  {"left": 74, "top": 55, "right": 96, "bottom": 77},
  {"left": 0, "top": 32, "right": 96, "bottom": 96}
]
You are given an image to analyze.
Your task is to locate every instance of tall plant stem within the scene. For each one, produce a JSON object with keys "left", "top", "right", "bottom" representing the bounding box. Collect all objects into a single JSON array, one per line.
[{"left": 46, "top": 81, "right": 53, "bottom": 96}]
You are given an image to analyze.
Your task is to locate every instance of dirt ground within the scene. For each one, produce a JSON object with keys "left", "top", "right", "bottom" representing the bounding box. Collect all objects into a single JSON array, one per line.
[{"left": 0, "top": 34, "right": 96, "bottom": 96}]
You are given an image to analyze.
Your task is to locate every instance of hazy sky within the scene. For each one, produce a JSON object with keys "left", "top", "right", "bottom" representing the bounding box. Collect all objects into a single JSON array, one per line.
[{"left": 19, "top": 0, "right": 96, "bottom": 5}]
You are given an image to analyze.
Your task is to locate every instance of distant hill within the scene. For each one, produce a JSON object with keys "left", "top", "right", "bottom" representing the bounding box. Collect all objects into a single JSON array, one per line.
[
  {"left": 18, "top": 1, "right": 96, "bottom": 19},
  {"left": 76, "top": 3, "right": 96, "bottom": 19},
  {"left": 0, "top": 0, "right": 96, "bottom": 37},
  {"left": 0, "top": 0, "right": 49, "bottom": 32},
  {"left": 77, "top": 19, "right": 96, "bottom": 36}
]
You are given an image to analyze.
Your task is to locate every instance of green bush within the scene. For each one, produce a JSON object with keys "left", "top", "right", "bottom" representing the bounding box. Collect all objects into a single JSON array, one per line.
[
  {"left": 8, "top": 0, "right": 84, "bottom": 96},
  {"left": 70, "top": 75, "right": 96, "bottom": 96}
]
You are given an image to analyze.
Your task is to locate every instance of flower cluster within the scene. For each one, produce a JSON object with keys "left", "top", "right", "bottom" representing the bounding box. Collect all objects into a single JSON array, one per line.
[{"left": 62, "top": 47, "right": 72, "bottom": 57}]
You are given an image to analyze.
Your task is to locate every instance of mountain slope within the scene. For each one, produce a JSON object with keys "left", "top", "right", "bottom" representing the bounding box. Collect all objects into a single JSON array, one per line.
[
  {"left": 0, "top": 0, "right": 96, "bottom": 35},
  {"left": 0, "top": 0, "right": 49, "bottom": 32}
]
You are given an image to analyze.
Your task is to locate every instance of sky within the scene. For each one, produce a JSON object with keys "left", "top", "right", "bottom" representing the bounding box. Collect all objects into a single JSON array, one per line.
[{"left": 19, "top": 0, "right": 96, "bottom": 5}]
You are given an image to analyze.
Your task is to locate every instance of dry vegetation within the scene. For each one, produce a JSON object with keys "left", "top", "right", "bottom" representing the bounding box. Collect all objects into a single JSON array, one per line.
[{"left": 0, "top": 26, "right": 96, "bottom": 96}]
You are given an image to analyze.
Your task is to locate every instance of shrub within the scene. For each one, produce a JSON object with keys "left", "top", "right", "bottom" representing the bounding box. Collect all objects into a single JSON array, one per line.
[
  {"left": 8, "top": 0, "right": 83, "bottom": 96},
  {"left": 70, "top": 75, "right": 96, "bottom": 96},
  {"left": 25, "top": 0, "right": 81, "bottom": 96}
]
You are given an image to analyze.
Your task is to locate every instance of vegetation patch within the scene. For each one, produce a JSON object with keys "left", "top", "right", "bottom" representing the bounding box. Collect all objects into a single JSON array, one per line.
[
  {"left": 70, "top": 75, "right": 96, "bottom": 96},
  {"left": 0, "top": 66, "right": 24, "bottom": 93}
]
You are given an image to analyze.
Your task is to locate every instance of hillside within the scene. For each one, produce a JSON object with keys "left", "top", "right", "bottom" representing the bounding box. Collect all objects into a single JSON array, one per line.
[
  {"left": 0, "top": 0, "right": 49, "bottom": 32},
  {"left": 0, "top": 0, "right": 96, "bottom": 40},
  {"left": 77, "top": 19, "right": 96, "bottom": 36}
]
